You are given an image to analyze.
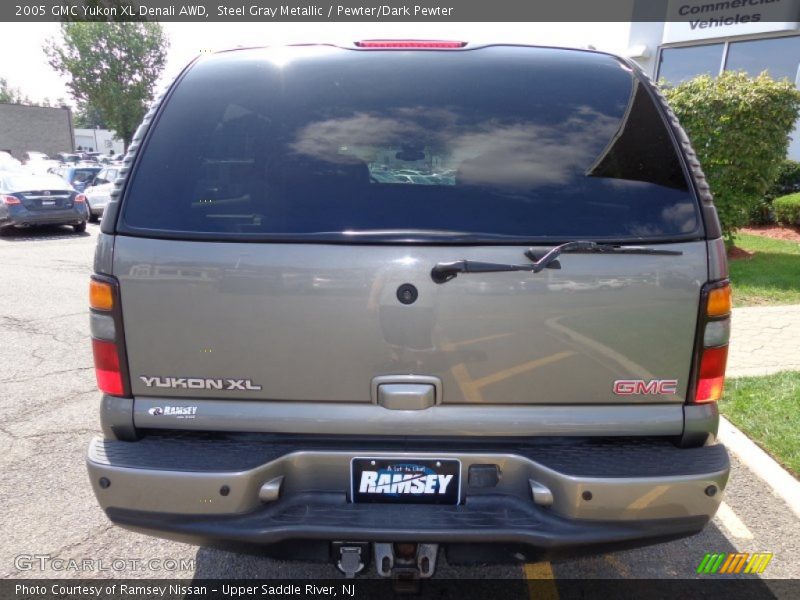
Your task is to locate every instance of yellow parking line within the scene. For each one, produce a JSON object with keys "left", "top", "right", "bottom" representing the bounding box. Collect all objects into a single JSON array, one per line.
[
  {"left": 440, "top": 332, "right": 515, "bottom": 351},
  {"left": 626, "top": 485, "right": 669, "bottom": 511},
  {"left": 524, "top": 561, "right": 559, "bottom": 600},
  {"left": 473, "top": 351, "right": 575, "bottom": 389},
  {"left": 449, "top": 362, "right": 484, "bottom": 403},
  {"left": 449, "top": 351, "right": 575, "bottom": 403}
]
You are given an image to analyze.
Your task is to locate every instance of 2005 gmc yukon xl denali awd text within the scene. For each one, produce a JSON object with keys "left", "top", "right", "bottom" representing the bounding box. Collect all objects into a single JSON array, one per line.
[{"left": 86, "top": 41, "right": 731, "bottom": 579}]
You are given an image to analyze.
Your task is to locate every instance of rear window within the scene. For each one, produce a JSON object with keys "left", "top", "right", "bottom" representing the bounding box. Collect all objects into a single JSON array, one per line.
[
  {"left": 120, "top": 46, "right": 702, "bottom": 243},
  {"left": 70, "top": 169, "right": 99, "bottom": 183}
]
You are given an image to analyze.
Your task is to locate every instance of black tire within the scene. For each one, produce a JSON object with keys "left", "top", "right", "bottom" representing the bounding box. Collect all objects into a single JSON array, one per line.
[
  {"left": 86, "top": 201, "right": 98, "bottom": 222},
  {"left": 73, "top": 222, "right": 87, "bottom": 233},
  {"left": 0, "top": 226, "right": 12, "bottom": 237}
]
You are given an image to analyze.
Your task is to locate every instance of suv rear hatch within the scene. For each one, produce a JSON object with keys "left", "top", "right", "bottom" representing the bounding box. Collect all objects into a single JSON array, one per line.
[{"left": 110, "top": 45, "right": 708, "bottom": 408}]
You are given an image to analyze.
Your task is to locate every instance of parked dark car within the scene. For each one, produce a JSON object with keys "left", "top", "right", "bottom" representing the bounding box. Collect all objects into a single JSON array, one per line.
[
  {"left": 0, "top": 172, "right": 89, "bottom": 234},
  {"left": 53, "top": 165, "right": 102, "bottom": 192}
]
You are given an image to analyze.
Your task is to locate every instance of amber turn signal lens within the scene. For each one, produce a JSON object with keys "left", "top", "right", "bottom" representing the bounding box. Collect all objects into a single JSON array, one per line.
[
  {"left": 90, "top": 279, "right": 114, "bottom": 311},
  {"left": 707, "top": 285, "right": 732, "bottom": 317}
]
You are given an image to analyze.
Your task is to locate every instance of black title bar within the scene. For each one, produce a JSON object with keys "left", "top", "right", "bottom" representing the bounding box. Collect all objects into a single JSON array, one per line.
[
  {"left": 4, "top": 578, "right": 799, "bottom": 600},
  {"left": 4, "top": 0, "right": 800, "bottom": 22}
]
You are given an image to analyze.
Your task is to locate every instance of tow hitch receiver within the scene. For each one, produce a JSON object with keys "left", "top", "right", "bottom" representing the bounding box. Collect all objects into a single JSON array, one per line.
[{"left": 375, "top": 542, "right": 439, "bottom": 589}]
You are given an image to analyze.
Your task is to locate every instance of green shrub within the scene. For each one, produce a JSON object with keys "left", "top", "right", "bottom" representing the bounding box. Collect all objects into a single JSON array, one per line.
[
  {"left": 766, "top": 159, "right": 800, "bottom": 200},
  {"left": 663, "top": 72, "right": 800, "bottom": 241},
  {"left": 752, "top": 160, "right": 800, "bottom": 224},
  {"left": 773, "top": 192, "right": 800, "bottom": 225}
]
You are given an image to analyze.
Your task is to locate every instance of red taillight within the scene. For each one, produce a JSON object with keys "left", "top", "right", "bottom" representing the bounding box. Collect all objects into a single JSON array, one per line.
[
  {"left": 2, "top": 195, "right": 20, "bottom": 205},
  {"left": 74, "top": 194, "right": 86, "bottom": 203},
  {"left": 690, "top": 281, "right": 731, "bottom": 404},
  {"left": 355, "top": 40, "right": 467, "bottom": 49},
  {"left": 695, "top": 346, "right": 728, "bottom": 403},
  {"left": 90, "top": 275, "right": 129, "bottom": 397},
  {"left": 92, "top": 338, "right": 123, "bottom": 395}
]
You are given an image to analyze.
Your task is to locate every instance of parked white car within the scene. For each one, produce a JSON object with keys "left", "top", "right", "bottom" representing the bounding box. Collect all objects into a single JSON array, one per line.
[
  {"left": 23, "top": 152, "right": 60, "bottom": 176},
  {"left": 83, "top": 165, "right": 120, "bottom": 221},
  {"left": 0, "top": 151, "right": 22, "bottom": 172}
]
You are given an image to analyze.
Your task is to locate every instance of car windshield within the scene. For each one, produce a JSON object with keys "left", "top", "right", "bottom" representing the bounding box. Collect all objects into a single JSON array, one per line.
[{"left": 121, "top": 46, "right": 701, "bottom": 243}]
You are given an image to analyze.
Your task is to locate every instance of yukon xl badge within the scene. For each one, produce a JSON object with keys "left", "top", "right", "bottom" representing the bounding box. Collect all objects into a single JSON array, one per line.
[
  {"left": 613, "top": 379, "right": 678, "bottom": 395},
  {"left": 139, "top": 376, "right": 262, "bottom": 391}
]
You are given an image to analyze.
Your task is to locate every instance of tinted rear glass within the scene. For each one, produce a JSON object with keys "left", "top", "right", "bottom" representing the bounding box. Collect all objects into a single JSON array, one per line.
[
  {"left": 70, "top": 168, "right": 100, "bottom": 182},
  {"left": 120, "top": 46, "right": 701, "bottom": 242}
]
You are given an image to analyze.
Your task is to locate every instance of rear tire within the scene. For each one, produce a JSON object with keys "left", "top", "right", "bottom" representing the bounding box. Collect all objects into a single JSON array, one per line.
[
  {"left": 0, "top": 226, "right": 12, "bottom": 237},
  {"left": 73, "top": 222, "right": 87, "bottom": 233}
]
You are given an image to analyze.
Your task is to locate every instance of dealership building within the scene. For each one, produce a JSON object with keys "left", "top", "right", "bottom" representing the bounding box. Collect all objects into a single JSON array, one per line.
[
  {"left": 627, "top": 0, "right": 800, "bottom": 158},
  {"left": 74, "top": 127, "right": 124, "bottom": 156}
]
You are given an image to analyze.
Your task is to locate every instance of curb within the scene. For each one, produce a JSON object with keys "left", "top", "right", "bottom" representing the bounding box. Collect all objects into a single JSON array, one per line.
[{"left": 717, "top": 416, "right": 800, "bottom": 518}]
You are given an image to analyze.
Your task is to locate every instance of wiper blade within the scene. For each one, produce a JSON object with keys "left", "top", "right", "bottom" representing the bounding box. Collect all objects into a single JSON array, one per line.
[
  {"left": 431, "top": 241, "right": 683, "bottom": 284},
  {"left": 526, "top": 241, "right": 685, "bottom": 258},
  {"left": 431, "top": 260, "right": 537, "bottom": 283}
]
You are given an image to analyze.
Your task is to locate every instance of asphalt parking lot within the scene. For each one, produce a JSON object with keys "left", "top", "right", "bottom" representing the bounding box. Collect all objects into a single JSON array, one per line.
[{"left": 0, "top": 224, "right": 798, "bottom": 591}]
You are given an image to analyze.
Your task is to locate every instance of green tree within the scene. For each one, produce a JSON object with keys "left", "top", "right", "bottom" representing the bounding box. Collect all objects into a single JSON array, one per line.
[
  {"left": 0, "top": 78, "right": 66, "bottom": 107},
  {"left": 73, "top": 101, "right": 108, "bottom": 129},
  {"left": 0, "top": 77, "right": 31, "bottom": 104},
  {"left": 663, "top": 72, "right": 800, "bottom": 242},
  {"left": 45, "top": 21, "right": 168, "bottom": 150}
]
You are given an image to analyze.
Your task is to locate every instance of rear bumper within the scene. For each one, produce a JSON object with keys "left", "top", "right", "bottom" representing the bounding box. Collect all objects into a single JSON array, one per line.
[
  {"left": 1, "top": 206, "right": 87, "bottom": 227},
  {"left": 87, "top": 434, "right": 729, "bottom": 551},
  {"left": 106, "top": 493, "right": 711, "bottom": 553}
]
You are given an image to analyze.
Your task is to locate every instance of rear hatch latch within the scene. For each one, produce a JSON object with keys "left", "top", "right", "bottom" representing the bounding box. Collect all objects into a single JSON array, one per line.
[{"left": 372, "top": 375, "right": 442, "bottom": 409}]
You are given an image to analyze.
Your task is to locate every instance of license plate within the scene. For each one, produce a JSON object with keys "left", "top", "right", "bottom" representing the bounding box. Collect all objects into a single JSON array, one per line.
[
  {"left": 351, "top": 457, "right": 461, "bottom": 504},
  {"left": 41, "top": 200, "right": 55, "bottom": 206}
]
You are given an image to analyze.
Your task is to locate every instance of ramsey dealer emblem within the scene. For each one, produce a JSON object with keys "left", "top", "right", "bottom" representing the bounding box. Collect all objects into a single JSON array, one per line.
[{"left": 147, "top": 406, "right": 197, "bottom": 418}]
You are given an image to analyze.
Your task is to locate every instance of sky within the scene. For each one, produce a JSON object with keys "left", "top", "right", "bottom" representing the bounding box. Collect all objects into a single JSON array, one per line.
[{"left": 0, "top": 22, "right": 631, "bottom": 106}]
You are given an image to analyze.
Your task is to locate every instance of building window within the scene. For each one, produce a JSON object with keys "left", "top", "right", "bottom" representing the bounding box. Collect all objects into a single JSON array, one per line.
[
  {"left": 726, "top": 35, "right": 800, "bottom": 160},
  {"left": 725, "top": 35, "right": 800, "bottom": 82},
  {"left": 657, "top": 35, "right": 800, "bottom": 159},
  {"left": 657, "top": 43, "right": 724, "bottom": 84}
]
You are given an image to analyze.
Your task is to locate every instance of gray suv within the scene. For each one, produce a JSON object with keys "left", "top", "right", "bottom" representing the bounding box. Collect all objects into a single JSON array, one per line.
[{"left": 87, "top": 42, "right": 731, "bottom": 578}]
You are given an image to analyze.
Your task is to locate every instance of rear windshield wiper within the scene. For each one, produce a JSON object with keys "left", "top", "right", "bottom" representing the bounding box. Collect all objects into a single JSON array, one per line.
[{"left": 430, "top": 241, "right": 683, "bottom": 284}]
